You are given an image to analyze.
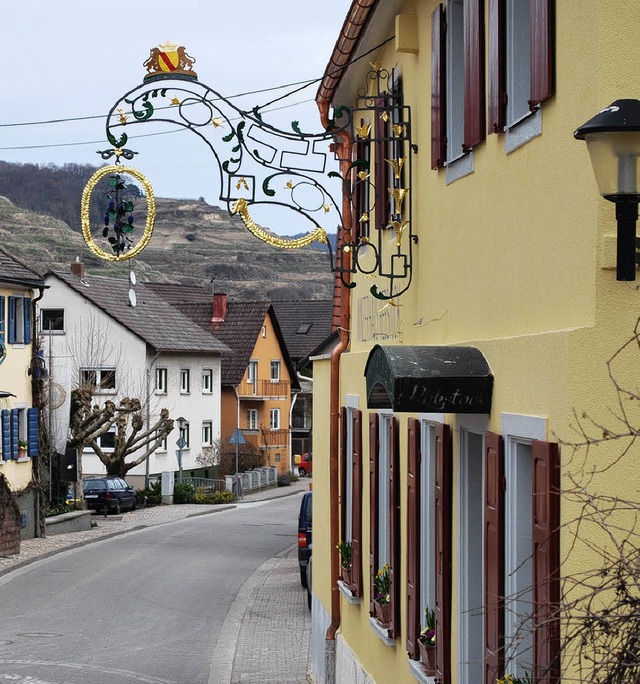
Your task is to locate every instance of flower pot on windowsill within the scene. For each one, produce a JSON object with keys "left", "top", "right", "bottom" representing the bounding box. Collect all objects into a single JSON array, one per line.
[
  {"left": 340, "top": 566, "right": 352, "bottom": 587},
  {"left": 418, "top": 641, "right": 436, "bottom": 676},
  {"left": 17, "top": 448, "right": 27, "bottom": 459},
  {"left": 374, "top": 599, "right": 391, "bottom": 627}
]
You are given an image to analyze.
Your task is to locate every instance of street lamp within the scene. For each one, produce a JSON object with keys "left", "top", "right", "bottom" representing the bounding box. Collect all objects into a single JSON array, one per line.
[
  {"left": 575, "top": 99, "right": 640, "bottom": 281},
  {"left": 176, "top": 416, "right": 186, "bottom": 483}
]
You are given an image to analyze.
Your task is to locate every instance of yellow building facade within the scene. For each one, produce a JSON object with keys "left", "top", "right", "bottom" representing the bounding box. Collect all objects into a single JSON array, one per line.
[
  {"left": 308, "top": 2, "right": 640, "bottom": 683},
  {"left": 0, "top": 249, "right": 45, "bottom": 540}
]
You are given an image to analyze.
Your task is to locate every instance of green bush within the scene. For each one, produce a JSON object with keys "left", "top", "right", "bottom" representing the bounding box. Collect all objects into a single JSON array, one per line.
[
  {"left": 136, "top": 480, "right": 162, "bottom": 506},
  {"left": 174, "top": 482, "right": 195, "bottom": 504},
  {"left": 194, "top": 490, "right": 236, "bottom": 504}
]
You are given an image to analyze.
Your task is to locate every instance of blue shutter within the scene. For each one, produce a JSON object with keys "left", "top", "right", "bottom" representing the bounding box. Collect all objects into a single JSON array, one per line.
[
  {"left": 27, "top": 408, "right": 39, "bottom": 458},
  {"left": 1, "top": 410, "right": 10, "bottom": 460},
  {"left": 10, "top": 409, "right": 18, "bottom": 459},
  {"left": 8, "top": 297, "right": 16, "bottom": 344},
  {"left": 23, "top": 297, "right": 32, "bottom": 344},
  {"left": 0, "top": 296, "right": 5, "bottom": 342}
]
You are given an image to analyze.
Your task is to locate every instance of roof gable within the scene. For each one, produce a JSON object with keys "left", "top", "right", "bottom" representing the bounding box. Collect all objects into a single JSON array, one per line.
[{"left": 46, "top": 271, "right": 228, "bottom": 355}]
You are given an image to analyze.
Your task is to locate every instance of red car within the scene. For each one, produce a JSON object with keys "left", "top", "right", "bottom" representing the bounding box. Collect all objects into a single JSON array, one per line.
[{"left": 298, "top": 452, "right": 313, "bottom": 477}]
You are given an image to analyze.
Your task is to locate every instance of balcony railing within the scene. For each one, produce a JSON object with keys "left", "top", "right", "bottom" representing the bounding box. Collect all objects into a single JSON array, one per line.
[
  {"left": 243, "top": 429, "right": 289, "bottom": 450},
  {"left": 238, "top": 379, "right": 290, "bottom": 398}
]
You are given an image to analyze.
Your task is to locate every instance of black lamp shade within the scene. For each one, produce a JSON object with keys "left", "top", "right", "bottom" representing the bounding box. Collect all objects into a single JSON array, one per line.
[{"left": 575, "top": 100, "right": 640, "bottom": 199}]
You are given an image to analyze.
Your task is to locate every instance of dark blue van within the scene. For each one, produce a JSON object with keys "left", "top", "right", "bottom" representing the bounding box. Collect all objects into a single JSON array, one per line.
[{"left": 297, "top": 491, "right": 312, "bottom": 587}]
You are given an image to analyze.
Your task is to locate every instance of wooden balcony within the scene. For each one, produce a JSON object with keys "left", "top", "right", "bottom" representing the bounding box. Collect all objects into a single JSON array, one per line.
[
  {"left": 238, "top": 379, "right": 290, "bottom": 399},
  {"left": 243, "top": 429, "right": 289, "bottom": 450}
]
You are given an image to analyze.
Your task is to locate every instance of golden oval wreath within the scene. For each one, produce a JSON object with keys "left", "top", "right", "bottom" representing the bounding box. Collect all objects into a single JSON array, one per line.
[{"left": 80, "top": 165, "right": 156, "bottom": 262}]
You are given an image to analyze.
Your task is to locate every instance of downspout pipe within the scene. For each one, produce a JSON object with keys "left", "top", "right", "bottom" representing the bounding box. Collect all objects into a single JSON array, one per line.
[{"left": 317, "top": 98, "right": 353, "bottom": 655}]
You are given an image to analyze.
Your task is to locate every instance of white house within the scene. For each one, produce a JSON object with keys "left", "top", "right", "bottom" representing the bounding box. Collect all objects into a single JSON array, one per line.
[{"left": 40, "top": 261, "right": 228, "bottom": 487}]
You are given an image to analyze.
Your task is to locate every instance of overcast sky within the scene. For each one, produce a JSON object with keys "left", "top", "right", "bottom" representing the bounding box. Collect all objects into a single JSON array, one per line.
[{"left": 1, "top": 1, "right": 353, "bottom": 232}]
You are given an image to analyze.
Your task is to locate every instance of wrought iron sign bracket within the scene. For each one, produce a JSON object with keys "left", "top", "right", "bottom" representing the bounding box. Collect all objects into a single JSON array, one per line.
[{"left": 85, "top": 44, "right": 415, "bottom": 300}]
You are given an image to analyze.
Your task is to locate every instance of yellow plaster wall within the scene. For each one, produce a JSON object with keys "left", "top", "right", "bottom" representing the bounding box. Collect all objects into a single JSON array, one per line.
[
  {"left": 312, "top": 0, "right": 640, "bottom": 681},
  {"left": 0, "top": 285, "right": 36, "bottom": 491}
]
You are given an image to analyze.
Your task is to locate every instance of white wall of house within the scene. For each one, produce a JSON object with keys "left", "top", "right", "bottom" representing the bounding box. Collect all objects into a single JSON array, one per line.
[{"left": 39, "top": 278, "right": 222, "bottom": 483}]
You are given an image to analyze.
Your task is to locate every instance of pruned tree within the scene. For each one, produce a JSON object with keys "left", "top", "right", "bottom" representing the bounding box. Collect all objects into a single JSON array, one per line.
[
  {"left": 69, "top": 387, "right": 174, "bottom": 478},
  {"left": 196, "top": 439, "right": 221, "bottom": 469}
]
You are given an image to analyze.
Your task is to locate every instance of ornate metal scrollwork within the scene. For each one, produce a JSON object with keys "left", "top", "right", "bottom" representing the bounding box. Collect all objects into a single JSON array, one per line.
[{"left": 91, "top": 45, "right": 415, "bottom": 299}]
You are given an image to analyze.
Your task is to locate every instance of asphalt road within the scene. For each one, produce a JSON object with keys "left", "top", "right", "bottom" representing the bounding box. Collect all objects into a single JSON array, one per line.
[{"left": 0, "top": 496, "right": 299, "bottom": 684}]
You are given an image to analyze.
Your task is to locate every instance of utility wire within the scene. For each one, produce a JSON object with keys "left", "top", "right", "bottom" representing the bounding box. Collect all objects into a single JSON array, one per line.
[{"left": 0, "top": 34, "right": 395, "bottom": 152}]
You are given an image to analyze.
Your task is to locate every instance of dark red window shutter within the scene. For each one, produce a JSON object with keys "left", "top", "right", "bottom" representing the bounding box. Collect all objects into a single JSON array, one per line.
[
  {"left": 487, "top": 0, "right": 505, "bottom": 133},
  {"left": 434, "top": 422, "right": 452, "bottom": 683},
  {"left": 374, "top": 97, "right": 390, "bottom": 231},
  {"left": 463, "top": 0, "right": 485, "bottom": 151},
  {"left": 529, "top": 0, "right": 554, "bottom": 108},
  {"left": 369, "top": 412, "right": 379, "bottom": 614},
  {"left": 406, "top": 418, "right": 421, "bottom": 659},
  {"left": 389, "top": 415, "right": 400, "bottom": 639},
  {"left": 431, "top": 4, "right": 446, "bottom": 170},
  {"left": 484, "top": 431, "right": 505, "bottom": 684},
  {"left": 532, "top": 440, "right": 560, "bottom": 683},
  {"left": 352, "top": 409, "right": 363, "bottom": 596},
  {"left": 340, "top": 407, "right": 347, "bottom": 542}
]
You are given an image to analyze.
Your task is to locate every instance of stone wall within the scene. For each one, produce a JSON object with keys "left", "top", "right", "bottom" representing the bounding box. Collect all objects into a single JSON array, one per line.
[{"left": 0, "top": 474, "right": 20, "bottom": 557}]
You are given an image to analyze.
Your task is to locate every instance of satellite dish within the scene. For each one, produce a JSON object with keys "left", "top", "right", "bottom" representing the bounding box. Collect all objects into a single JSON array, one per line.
[
  {"left": 129, "top": 270, "right": 137, "bottom": 286},
  {"left": 128, "top": 288, "right": 137, "bottom": 307}
]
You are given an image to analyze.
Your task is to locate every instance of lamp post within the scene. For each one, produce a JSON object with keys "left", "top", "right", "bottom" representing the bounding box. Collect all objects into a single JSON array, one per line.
[
  {"left": 575, "top": 99, "right": 640, "bottom": 281},
  {"left": 176, "top": 416, "right": 186, "bottom": 483}
]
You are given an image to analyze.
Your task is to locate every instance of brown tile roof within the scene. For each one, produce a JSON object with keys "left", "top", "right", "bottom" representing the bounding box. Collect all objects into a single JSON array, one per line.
[
  {"left": 0, "top": 247, "right": 45, "bottom": 287},
  {"left": 155, "top": 291, "right": 300, "bottom": 390},
  {"left": 270, "top": 300, "right": 334, "bottom": 364},
  {"left": 144, "top": 282, "right": 218, "bottom": 306},
  {"left": 46, "top": 270, "right": 229, "bottom": 355}
]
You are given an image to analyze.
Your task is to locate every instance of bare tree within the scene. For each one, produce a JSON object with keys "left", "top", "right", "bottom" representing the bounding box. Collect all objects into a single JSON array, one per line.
[{"left": 69, "top": 387, "right": 174, "bottom": 478}]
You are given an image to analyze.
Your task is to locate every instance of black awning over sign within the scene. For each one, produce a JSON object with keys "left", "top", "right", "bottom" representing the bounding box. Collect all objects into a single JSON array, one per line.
[{"left": 364, "top": 345, "right": 493, "bottom": 414}]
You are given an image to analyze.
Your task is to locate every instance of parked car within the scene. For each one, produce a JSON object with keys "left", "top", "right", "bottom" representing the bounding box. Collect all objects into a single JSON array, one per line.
[
  {"left": 83, "top": 477, "right": 137, "bottom": 514},
  {"left": 298, "top": 491, "right": 312, "bottom": 587},
  {"left": 306, "top": 551, "right": 312, "bottom": 610},
  {"left": 298, "top": 452, "right": 313, "bottom": 477}
]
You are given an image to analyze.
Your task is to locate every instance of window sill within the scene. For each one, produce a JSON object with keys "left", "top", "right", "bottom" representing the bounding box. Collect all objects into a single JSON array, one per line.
[
  {"left": 338, "top": 580, "right": 360, "bottom": 604},
  {"left": 505, "top": 108, "right": 542, "bottom": 154},
  {"left": 408, "top": 658, "right": 436, "bottom": 683},
  {"left": 445, "top": 151, "right": 474, "bottom": 185},
  {"left": 369, "top": 616, "right": 396, "bottom": 646},
  {"left": 154, "top": 390, "right": 167, "bottom": 396},
  {"left": 17, "top": 457, "right": 30, "bottom": 463}
]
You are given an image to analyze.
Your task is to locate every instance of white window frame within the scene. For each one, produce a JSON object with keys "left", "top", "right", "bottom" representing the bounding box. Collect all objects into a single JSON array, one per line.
[
  {"left": 80, "top": 367, "right": 116, "bottom": 394},
  {"left": 157, "top": 435, "right": 167, "bottom": 453},
  {"left": 377, "top": 411, "right": 393, "bottom": 567},
  {"left": 202, "top": 421, "right": 213, "bottom": 447},
  {"left": 202, "top": 368, "right": 213, "bottom": 394},
  {"left": 419, "top": 420, "right": 437, "bottom": 630},
  {"left": 270, "top": 360, "right": 281, "bottom": 382},
  {"left": 445, "top": 0, "right": 465, "bottom": 164},
  {"left": 504, "top": 0, "right": 542, "bottom": 153},
  {"left": 180, "top": 369, "right": 190, "bottom": 394},
  {"left": 502, "top": 413, "right": 546, "bottom": 677},
  {"left": 248, "top": 360, "right": 258, "bottom": 385},
  {"left": 457, "top": 416, "right": 488, "bottom": 684},
  {"left": 270, "top": 408, "right": 280, "bottom": 431},
  {"left": 40, "top": 308, "right": 65, "bottom": 333},
  {"left": 155, "top": 367, "right": 167, "bottom": 394},
  {"left": 247, "top": 408, "right": 258, "bottom": 431}
]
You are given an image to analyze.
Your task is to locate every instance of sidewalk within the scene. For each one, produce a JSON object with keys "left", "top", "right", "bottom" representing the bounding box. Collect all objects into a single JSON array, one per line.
[{"left": 0, "top": 477, "right": 313, "bottom": 684}]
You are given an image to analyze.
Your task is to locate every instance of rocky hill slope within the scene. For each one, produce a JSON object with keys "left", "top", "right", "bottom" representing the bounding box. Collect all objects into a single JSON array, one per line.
[{"left": 0, "top": 195, "right": 334, "bottom": 300}]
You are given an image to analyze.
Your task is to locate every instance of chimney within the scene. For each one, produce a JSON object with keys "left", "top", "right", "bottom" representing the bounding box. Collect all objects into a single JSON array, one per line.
[
  {"left": 212, "top": 292, "right": 228, "bottom": 323},
  {"left": 70, "top": 257, "right": 85, "bottom": 280}
]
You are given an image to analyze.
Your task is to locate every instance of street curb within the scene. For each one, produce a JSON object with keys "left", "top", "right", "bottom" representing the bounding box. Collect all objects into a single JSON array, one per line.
[{"left": 209, "top": 542, "right": 298, "bottom": 684}]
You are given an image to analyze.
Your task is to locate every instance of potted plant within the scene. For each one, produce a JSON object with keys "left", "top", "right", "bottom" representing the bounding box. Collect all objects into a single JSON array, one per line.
[
  {"left": 373, "top": 563, "right": 391, "bottom": 625},
  {"left": 17, "top": 440, "right": 27, "bottom": 458},
  {"left": 418, "top": 607, "right": 436, "bottom": 674},
  {"left": 497, "top": 675, "right": 533, "bottom": 684},
  {"left": 336, "top": 540, "right": 352, "bottom": 586}
]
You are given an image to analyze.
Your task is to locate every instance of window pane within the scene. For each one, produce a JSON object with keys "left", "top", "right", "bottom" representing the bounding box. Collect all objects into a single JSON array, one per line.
[
  {"left": 100, "top": 370, "right": 116, "bottom": 390},
  {"left": 41, "top": 309, "right": 64, "bottom": 332}
]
